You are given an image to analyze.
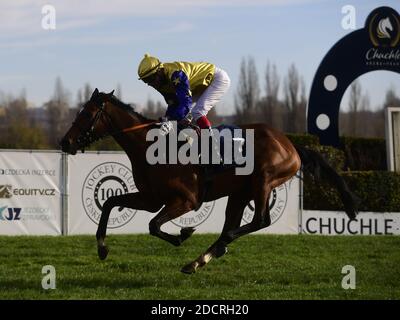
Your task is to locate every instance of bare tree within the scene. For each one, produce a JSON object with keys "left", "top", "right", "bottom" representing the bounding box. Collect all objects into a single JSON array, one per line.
[
  {"left": 283, "top": 64, "right": 306, "bottom": 132},
  {"left": 4, "top": 91, "right": 29, "bottom": 124},
  {"left": 76, "top": 82, "right": 93, "bottom": 107},
  {"left": 235, "top": 56, "right": 260, "bottom": 124},
  {"left": 0, "top": 91, "right": 48, "bottom": 149},
  {"left": 53, "top": 77, "right": 70, "bottom": 104},
  {"left": 44, "top": 77, "right": 71, "bottom": 147},
  {"left": 115, "top": 83, "right": 122, "bottom": 100},
  {"left": 83, "top": 83, "right": 93, "bottom": 102},
  {"left": 384, "top": 87, "right": 400, "bottom": 108},
  {"left": 265, "top": 61, "right": 280, "bottom": 102},
  {"left": 141, "top": 98, "right": 164, "bottom": 119},
  {"left": 259, "top": 61, "right": 282, "bottom": 128},
  {"left": 340, "top": 81, "right": 385, "bottom": 137},
  {"left": 76, "top": 88, "right": 83, "bottom": 108},
  {"left": 349, "top": 80, "right": 361, "bottom": 113},
  {"left": 357, "top": 93, "right": 372, "bottom": 137},
  {"left": 348, "top": 80, "right": 365, "bottom": 136},
  {"left": 296, "top": 78, "right": 307, "bottom": 133}
]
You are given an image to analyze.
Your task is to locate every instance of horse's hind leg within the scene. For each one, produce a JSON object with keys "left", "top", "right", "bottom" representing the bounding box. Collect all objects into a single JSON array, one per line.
[
  {"left": 181, "top": 193, "right": 249, "bottom": 274},
  {"left": 222, "top": 178, "right": 272, "bottom": 245},
  {"left": 149, "top": 197, "right": 195, "bottom": 246},
  {"left": 96, "top": 192, "right": 161, "bottom": 260}
]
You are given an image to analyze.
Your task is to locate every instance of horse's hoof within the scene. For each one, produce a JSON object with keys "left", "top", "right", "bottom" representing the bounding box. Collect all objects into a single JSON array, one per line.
[
  {"left": 98, "top": 245, "right": 109, "bottom": 260},
  {"left": 181, "top": 262, "right": 198, "bottom": 274},
  {"left": 171, "top": 238, "right": 182, "bottom": 247},
  {"left": 180, "top": 227, "right": 195, "bottom": 241},
  {"left": 215, "top": 244, "right": 228, "bottom": 258}
]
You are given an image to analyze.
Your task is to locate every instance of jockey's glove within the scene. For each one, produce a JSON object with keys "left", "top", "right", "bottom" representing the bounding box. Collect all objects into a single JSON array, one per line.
[{"left": 159, "top": 120, "right": 173, "bottom": 136}]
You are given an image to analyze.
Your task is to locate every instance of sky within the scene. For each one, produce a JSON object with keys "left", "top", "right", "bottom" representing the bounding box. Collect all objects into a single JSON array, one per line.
[{"left": 0, "top": 0, "right": 399, "bottom": 115}]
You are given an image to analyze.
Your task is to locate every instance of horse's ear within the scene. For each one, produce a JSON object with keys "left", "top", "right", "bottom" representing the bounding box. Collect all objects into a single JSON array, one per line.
[
  {"left": 108, "top": 90, "right": 115, "bottom": 96},
  {"left": 91, "top": 88, "right": 99, "bottom": 99}
]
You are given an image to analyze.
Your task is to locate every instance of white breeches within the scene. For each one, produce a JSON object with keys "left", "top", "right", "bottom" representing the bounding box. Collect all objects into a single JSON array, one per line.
[{"left": 191, "top": 67, "right": 231, "bottom": 120}]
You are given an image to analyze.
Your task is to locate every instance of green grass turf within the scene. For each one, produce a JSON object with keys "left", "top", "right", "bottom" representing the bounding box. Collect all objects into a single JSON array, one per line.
[{"left": 0, "top": 234, "right": 399, "bottom": 300}]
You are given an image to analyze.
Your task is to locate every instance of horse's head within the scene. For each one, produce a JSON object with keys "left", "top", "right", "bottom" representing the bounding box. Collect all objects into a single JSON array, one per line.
[
  {"left": 378, "top": 17, "right": 393, "bottom": 39},
  {"left": 60, "top": 88, "right": 114, "bottom": 154}
]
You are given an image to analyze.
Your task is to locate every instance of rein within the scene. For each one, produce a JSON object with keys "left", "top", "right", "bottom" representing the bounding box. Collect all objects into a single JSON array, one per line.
[{"left": 120, "top": 122, "right": 157, "bottom": 133}]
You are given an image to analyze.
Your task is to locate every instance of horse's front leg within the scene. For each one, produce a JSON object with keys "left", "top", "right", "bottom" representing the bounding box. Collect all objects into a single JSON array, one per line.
[
  {"left": 96, "top": 192, "right": 162, "bottom": 260},
  {"left": 149, "top": 197, "right": 195, "bottom": 246},
  {"left": 181, "top": 193, "right": 248, "bottom": 274}
]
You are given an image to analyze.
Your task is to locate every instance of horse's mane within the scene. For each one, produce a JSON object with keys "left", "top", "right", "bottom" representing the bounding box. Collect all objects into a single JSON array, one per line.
[{"left": 107, "top": 94, "right": 153, "bottom": 122}]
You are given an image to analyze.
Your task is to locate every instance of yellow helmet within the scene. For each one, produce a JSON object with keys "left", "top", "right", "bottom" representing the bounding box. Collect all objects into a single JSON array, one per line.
[{"left": 137, "top": 54, "right": 162, "bottom": 80}]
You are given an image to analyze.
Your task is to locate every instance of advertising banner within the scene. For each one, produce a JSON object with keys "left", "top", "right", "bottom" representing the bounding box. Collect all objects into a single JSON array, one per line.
[
  {"left": 68, "top": 152, "right": 300, "bottom": 235},
  {"left": 302, "top": 210, "right": 400, "bottom": 235},
  {"left": 240, "top": 175, "right": 300, "bottom": 235},
  {"left": 0, "top": 151, "right": 62, "bottom": 235},
  {"left": 179, "top": 175, "right": 300, "bottom": 235},
  {"left": 68, "top": 152, "right": 139, "bottom": 234},
  {"left": 2, "top": 149, "right": 399, "bottom": 237}
]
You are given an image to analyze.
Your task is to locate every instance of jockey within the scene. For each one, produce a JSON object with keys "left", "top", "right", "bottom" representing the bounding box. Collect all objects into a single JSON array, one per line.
[{"left": 138, "top": 54, "right": 231, "bottom": 135}]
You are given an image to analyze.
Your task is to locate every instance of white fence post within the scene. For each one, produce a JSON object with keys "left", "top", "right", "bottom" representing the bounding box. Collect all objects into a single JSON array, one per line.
[{"left": 61, "top": 152, "right": 68, "bottom": 235}]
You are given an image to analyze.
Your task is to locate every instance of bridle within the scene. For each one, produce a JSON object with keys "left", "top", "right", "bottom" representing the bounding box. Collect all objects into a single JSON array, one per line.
[{"left": 74, "top": 98, "right": 156, "bottom": 150}]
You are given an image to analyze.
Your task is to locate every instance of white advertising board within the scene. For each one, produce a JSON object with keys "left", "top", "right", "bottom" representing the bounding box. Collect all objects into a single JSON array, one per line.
[
  {"left": 163, "top": 172, "right": 299, "bottom": 235},
  {"left": 2, "top": 150, "right": 399, "bottom": 237},
  {"left": 68, "top": 152, "right": 300, "bottom": 235},
  {"left": 68, "top": 152, "right": 139, "bottom": 235},
  {"left": 302, "top": 210, "right": 400, "bottom": 235},
  {"left": 0, "top": 151, "right": 62, "bottom": 235}
]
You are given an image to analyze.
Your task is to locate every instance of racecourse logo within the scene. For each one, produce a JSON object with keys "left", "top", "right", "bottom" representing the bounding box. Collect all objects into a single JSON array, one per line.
[
  {"left": 242, "top": 183, "right": 288, "bottom": 225},
  {"left": 171, "top": 201, "right": 215, "bottom": 228},
  {"left": 377, "top": 18, "right": 393, "bottom": 39},
  {"left": 368, "top": 10, "right": 400, "bottom": 47},
  {"left": 82, "top": 162, "right": 137, "bottom": 228},
  {"left": 365, "top": 9, "right": 400, "bottom": 67}
]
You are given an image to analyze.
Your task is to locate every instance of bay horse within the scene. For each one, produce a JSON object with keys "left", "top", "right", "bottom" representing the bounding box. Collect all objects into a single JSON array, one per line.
[{"left": 60, "top": 89, "right": 358, "bottom": 274}]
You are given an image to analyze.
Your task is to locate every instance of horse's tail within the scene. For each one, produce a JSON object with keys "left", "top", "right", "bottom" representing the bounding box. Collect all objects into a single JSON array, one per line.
[{"left": 294, "top": 144, "right": 359, "bottom": 221}]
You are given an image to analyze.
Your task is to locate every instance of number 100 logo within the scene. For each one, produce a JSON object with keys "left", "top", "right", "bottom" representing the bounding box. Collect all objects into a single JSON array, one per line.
[{"left": 81, "top": 162, "right": 137, "bottom": 228}]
